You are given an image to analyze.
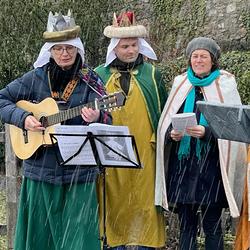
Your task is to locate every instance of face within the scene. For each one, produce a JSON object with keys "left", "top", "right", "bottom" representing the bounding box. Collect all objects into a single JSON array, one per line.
[
  {"left": 50, "top": 44, "right": 78, "bottom": 70},
  {"left": 190, "top": 49, "right": 213, "bottom": 77},
  {"left": 114, "top": 38, "right": 139, "bottom": 63}
]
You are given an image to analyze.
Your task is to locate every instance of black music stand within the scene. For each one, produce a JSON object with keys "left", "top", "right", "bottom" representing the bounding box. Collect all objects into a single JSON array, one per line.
[
  {"left": 50, "top": 132, "right": 142, "bottom": 250},
  {"left": 197, "top": 101, "right": 250, "bottom": 143}
]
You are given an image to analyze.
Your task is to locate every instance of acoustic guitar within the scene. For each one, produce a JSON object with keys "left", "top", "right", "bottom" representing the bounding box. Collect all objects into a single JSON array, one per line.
[{"left": 9, "top": 91, "right": 126, "bottom": 160}]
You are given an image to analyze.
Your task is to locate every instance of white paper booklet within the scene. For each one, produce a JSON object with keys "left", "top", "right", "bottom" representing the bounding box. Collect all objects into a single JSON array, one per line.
[
  {"left": 171, "top": 113, "right": 197, "bottom": 133},
  {"left": 53, "top": 125, "right": 96, "bottom": 165},
  {"left": 53, "top": 123, "right": 139, "bottom": 167}
]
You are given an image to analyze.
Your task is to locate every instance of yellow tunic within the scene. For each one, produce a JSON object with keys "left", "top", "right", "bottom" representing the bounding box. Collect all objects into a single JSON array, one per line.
[{"left": 97, "top": 71, "right": 166, "bottom": 247}]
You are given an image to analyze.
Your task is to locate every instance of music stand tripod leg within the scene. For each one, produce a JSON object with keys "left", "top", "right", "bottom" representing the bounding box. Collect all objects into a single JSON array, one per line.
[
  {"left": 88, "top": 133, "right": 141, "bottom": 249},
  {"left": 100, "top": 166, "right": 110, "bottom": 249},
  {"left": 87, "top": 132, "right": 110, "bottom": 249}
]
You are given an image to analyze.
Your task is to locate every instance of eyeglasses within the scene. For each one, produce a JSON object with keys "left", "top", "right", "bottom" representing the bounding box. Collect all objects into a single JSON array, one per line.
[{"left": 52, "top": 45, "right": 76, "bottom": 55}]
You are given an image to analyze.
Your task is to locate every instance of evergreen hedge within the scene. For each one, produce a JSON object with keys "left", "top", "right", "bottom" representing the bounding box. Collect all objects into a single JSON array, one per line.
[
  {"left": 0, "top": 0, "right": 123, "bottom": 89},
  {"left": 0, "top": 0, "right": 249, "bottom": 171},
  {"left": 0, "top": 0, "right": 248, "bottom": 104}
]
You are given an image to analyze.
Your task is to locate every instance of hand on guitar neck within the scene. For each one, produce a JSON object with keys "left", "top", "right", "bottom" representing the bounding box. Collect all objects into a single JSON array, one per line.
[
  {"left": 81, "top": 107, "right": 100, "bottom": 123},
  {"left": 25, "top": 107, "right": 101, "bottom": 131}
]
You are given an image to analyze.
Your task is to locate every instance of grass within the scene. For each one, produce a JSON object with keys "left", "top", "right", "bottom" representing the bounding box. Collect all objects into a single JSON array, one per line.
[
  {"left": 0, "top": 191, "right": 7, "bottom": 250},
  {"left": 197, "top": 234, "right": 235, "bottom": 250},
  {"left": 165, "top": 210, "right": 235, "bottom": 249}
]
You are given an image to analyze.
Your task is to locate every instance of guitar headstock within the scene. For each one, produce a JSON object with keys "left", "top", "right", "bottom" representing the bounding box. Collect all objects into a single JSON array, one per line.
[{"left": 97, "top": 91, "right": 126, "bottom": 111}]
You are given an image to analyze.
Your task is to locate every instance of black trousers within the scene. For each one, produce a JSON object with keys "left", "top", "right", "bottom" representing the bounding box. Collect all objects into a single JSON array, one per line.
[{"left": 177, "top": 204, "right": 224, "bottom": 250}]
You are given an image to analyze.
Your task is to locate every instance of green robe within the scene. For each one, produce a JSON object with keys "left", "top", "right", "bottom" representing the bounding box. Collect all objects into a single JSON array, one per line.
[
  {"left": 95, "top": 62, "right": 167, "bottom": 247},
  {"left": 14, "top": 178, "right": 100, "bottom": 250}
]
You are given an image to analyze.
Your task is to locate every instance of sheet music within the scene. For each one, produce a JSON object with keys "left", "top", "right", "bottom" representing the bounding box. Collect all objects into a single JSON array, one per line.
[
  {"left": 54, "top": 125, "right": 96, "bottom": 165},
  {"left": 171, "top": 113, "right": 197, "bottom": 133},
  {"left": 53, "top": 124, "right": 138, "bottom": 166},
  {"left": 89, "top": 123, "right": 138, "bottom": 166}
]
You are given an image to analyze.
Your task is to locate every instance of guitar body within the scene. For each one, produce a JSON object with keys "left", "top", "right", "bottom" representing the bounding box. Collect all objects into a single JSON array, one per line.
[
  {"left": 9, "top": 91, "right": 126, "bottom": 160},
  {"left": 9, "top": 98, "right": 59, "bottom": 160}
]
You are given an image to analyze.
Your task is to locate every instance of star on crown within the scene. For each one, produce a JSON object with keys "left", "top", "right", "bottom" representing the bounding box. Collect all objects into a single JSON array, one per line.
[{"left": 46, "top": 10, "right": 76, "bottom": 32}]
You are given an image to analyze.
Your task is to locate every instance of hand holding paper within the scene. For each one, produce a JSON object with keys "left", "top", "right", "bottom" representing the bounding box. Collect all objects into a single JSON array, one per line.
[
  {"left": 171, "top": 113, "right": 197, "bottom": 133},
  {"left": 185, "top": 125, "right": 206, "bottom": 138}
]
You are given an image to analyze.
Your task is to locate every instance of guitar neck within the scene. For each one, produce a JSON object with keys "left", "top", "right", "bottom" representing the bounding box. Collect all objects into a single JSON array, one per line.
[{"left": 47, "top": 101, "right": 96, "bottom": 126}]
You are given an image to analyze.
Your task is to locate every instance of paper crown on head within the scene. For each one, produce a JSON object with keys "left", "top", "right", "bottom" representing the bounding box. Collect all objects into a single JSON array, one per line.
[
  {"left": 43, "top": 10, "right": 81, "bottom": 42},
  {"left": 103, "top": 11, "right": 147, "bottom": 38}
]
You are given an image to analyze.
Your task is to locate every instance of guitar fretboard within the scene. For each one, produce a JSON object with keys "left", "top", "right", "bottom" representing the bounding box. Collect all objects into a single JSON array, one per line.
[{"left": 47, "top": 101, "right": 96, "bottom": 126}]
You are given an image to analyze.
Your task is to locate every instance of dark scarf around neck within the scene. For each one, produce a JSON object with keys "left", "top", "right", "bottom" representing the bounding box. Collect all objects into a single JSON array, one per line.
[
  {"left": 48, "top": 53, "right": 82, "bottom": 92},
  {"left": 110, "top": 54, "right": 143, "bottom": 95}
]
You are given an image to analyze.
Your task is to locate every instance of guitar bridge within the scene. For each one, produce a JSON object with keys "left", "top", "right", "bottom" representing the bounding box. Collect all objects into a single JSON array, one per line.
[{"left": 23, "top": 130, "right": 28, "bottom": 144}]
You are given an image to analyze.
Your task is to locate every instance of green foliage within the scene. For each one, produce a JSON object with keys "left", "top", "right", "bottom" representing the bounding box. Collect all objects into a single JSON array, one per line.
[
  {"left": 0, "top": 235, "right": 7, "bottom": 250},
  {"left": 197, "top": 234, "right": 235, "bottom": 250},
  {"left": 0, "top": 191, "right": 6, "bottom": 225},
  {"left": 151, "top": 0, "right": 186, "bottom": 57},
  {"left": 158, "top": 51, "right": 250, "bottom": 104},
  {"left": 0, "top": 191, "right": 7, "bottom": 250},
  {"left": 0, "top": 0, "right": 125, "bottom": 89},
  {"left": 242, "top": 10, "right": 250, "bottom": 34},
  {"left": 220, "top": 51, "right": 250, "bottom": 104},
  {"left": 157, "top": 57, "right": 187, "bottom": 85},
  {"left": 151, "top": 0, "right": 206, "bottom": 58}
]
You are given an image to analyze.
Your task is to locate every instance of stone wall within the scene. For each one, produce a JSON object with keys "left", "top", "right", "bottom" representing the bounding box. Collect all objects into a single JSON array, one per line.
[
  {"left": 204, "top": 0, "right": 249, "bottom": 50},
  {"left": 133, "top": 0, "right": 249, "bottom": 55}
]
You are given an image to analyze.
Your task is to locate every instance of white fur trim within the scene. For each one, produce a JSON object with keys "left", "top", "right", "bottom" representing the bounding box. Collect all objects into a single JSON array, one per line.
[{"left": 104, "top": 25, "right": 147, "bottom": 38}]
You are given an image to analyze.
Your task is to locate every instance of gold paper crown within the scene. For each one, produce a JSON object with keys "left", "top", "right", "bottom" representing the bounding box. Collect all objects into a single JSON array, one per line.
[
  {"left": 103, "top": 11, "right": 147, "bottom": 38},
  {"left": 43, "top": 10, "right": 81, "bottom": 42}
]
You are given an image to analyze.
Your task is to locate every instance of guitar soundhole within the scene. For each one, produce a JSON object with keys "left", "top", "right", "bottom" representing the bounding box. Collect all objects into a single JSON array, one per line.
[{"left": 40, "top": 116, "right": 48, "bottom": 128}]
